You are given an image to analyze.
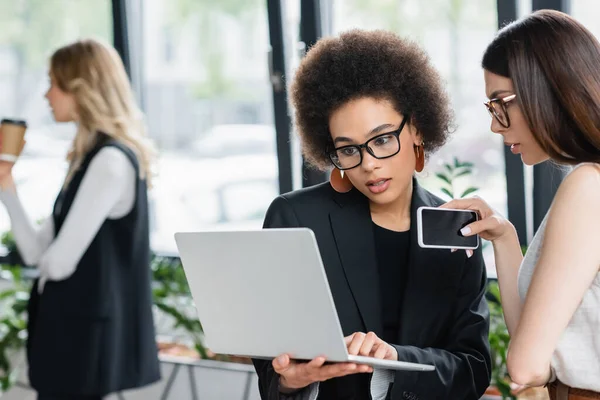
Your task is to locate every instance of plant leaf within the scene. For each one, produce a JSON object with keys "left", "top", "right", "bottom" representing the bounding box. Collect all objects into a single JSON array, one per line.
[
  {"left": 435, "top": 173, "right": 451, "bottom": 185},
  {"left": 454, "top": 168, "right": 472, "bottom": 178},
  {"left": 441, "top": 188, "right": 453, "bottom": 198},
  {"left": 0, "top": 290, "right": 17, "bottom": 301},
  {"left": 460, "top": 187, "right": 479, "bottom": 198}
]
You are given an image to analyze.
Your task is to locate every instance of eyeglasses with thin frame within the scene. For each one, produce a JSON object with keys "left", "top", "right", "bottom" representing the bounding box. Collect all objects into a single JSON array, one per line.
[
  {"left": 327, "top": 117, "right": 408, "bottom": 171},
  {"left": 484, "top": 94, "right": 516, "bottom": 128}
]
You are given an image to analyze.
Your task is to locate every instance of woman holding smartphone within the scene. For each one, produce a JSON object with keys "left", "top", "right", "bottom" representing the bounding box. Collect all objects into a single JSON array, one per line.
[
  {"left": 445, "top": 10, "right": 600, "bottom": 399},
  {"left": 0, "top": 38, "right": 160, "bottom": 399},
  {"left": 252, "top": 29, "right": 492, "bottom": 400}
]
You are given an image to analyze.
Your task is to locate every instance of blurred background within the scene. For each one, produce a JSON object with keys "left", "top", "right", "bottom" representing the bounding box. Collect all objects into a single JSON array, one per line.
[{"left": 0, "top": 1, "right": 599, "bottom": 398}]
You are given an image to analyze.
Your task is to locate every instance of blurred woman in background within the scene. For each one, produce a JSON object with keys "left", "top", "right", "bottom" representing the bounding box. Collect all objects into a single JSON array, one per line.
[{"left": 0, "top": 38, "right": 160, "bottom": 399}]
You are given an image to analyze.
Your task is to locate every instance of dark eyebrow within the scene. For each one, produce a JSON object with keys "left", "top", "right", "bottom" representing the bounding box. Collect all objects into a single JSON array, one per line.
[
  {"left": 488, "top": 89, "right": 512, "bottom": 100},
  {"left": 333, "top": 123, "right": 396, "bottom": 145}
]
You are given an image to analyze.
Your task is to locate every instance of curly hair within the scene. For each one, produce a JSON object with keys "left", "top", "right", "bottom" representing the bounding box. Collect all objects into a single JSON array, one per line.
[{"left": 290, "top": 29, "right": 454, "bottom": 170}]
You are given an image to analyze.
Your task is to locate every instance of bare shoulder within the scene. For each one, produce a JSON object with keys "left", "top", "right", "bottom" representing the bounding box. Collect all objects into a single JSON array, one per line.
[
  {"left": 552, "top": 164, "right": 600, "bottom": 214},
  {"left": 559, "top": 164, "right": 600, "bottom": 193}
]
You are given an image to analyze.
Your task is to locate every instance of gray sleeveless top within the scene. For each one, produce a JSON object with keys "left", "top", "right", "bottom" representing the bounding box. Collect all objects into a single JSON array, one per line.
[{"left": 517, "top": 165, "right": 600, "bottom": 391}]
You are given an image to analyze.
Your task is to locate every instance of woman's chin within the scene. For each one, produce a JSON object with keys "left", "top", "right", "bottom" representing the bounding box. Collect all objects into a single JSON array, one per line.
[
  {"left": 53, "top": 115, "right": 71, "bottom": 123},
  {"left": 363, "top": 189, "right": 397, "bottom": 205}
]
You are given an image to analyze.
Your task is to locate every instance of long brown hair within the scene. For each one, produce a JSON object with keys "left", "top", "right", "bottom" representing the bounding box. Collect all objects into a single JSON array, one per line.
[
  {"left": 482, "top": 10, "right": 600, "bottom": 165},
  {"left": 50, "top": 38, "right": 155, "bottom": 186}
]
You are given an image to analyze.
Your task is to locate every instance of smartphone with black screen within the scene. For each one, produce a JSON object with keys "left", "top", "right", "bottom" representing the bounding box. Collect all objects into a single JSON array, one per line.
[{"left": 417, "top": 206, "right": 479, "bottom": 250}]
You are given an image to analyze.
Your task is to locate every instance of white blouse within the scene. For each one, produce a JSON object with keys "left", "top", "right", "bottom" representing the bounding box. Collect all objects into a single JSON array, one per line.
[{"left": 0, "top": 147, "right": 136, "bottom": 292}]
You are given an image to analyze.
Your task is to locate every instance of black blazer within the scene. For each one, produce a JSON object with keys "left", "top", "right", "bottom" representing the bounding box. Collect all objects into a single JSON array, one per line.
[{"left": 252, "top": 179, "right": 491, "bottom": 400}]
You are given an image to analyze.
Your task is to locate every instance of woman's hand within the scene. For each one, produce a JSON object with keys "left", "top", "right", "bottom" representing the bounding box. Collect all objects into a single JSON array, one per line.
[
  {"left": 345, "top": 331, "right": 398, "bottom": 361},
  {"left": 0, "top": 161, "right": 16, "bottom": 191},
  {"left": 440, "top": 196, "right": 515, "bottom": 243},
  {"left": 273, "top": 354, "right": 372, "bottom": 391},
  {"left": 273, "top": 331, "right": 396, "bottom": 391}
]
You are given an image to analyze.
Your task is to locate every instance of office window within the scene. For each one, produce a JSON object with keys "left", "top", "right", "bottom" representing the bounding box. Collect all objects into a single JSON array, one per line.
[
  {"left": 519, "top": 0, "right": 532, "bottom": 17},
  {"left": 0, "top": 0, "right": 112, "bottom": 237},
  {"left": 137, "top": 0, "right": 278, "bottom": 253}
]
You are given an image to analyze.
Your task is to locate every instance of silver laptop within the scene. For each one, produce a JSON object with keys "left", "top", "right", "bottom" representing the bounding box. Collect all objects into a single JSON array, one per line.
[{"left": 174, "top": 228, "right": 435, "bottom": 372}]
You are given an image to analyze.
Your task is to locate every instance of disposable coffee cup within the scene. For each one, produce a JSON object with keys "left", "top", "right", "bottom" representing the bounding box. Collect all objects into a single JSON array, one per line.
[{"left": 0, "top": 119, "right": 27, "bottom": 162}]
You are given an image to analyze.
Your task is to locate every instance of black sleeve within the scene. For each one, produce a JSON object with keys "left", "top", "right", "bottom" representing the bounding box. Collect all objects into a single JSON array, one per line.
[
  {"left": 390, "top": 248, "right": 492, "bottom": 400},
  {"left": 251, "top": 196, "right": 317, "bottom": 400}
]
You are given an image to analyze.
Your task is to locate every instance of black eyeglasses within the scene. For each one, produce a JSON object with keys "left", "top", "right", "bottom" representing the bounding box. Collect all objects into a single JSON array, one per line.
[
  {"left": 327, "top": 117, "right": 408, "bottom": 170},
  {"left": 484, "top": 94, "right": 516, "bottom": 128}
]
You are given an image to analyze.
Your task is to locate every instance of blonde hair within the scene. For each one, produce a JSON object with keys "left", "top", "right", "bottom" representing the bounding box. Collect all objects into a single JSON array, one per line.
[{"left": 50, "top": 38, "right": 155, "bottom": 187}]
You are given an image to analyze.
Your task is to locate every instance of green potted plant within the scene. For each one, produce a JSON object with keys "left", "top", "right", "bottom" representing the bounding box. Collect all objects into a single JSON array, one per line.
[
  {"left": 0, "top": 262, "right": 31, "bottom": 395},
  {"left": 151, "top": 255, "right": 208, "bottom": 359},
  {"left": 1, "top": 231, "right": 21, "bottom": 267}
]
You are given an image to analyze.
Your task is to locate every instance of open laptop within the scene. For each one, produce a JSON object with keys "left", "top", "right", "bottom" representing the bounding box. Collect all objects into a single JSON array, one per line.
[{"left": 174, "top": 228, "right": 435, "bottom": 372}]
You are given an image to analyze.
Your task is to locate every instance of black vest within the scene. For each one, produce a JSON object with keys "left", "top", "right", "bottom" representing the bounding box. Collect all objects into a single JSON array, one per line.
[{"left": 27, "top": 138, "right": 160, "bottom": 396}]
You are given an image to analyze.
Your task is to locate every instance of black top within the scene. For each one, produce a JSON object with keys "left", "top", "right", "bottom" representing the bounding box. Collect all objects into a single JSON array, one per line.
[
  {"left": 26, "top": 137, "right": 161, "bottom": 396},
  {"left": 373, "top": 223, "right": 410, "bottom": 344},
  {"left": 252, "top": 180, "right": 491, "bottom": 400}
]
